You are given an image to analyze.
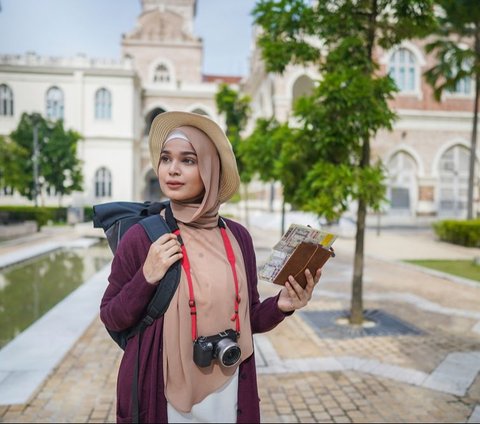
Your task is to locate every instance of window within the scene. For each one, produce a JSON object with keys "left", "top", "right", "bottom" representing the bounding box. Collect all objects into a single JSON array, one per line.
[
  {"left": 0, "top": 84, "right": 14, "bottom": 116},
  {"left": 153, "top": 64, "right": 170, "bottom": 83},
  {"left": 46, "top": 86, "right": 64, "bottom": 120},
  {"left": 191, "top": 108, "right": 209, "bottom": 116},
  {"left": 95, "top": 167, "right": 112, "bottom": 197},
  {"left": 388, "top": 48, "right": 417, "bottom": 92},
  {"left": 451, "top": 77, "right": 472, "bottom": 95},
  {"left": 438, "top": 145, "right": 470, "bottom": 215},
  {"left": 95, "top": 88, "right": 112, "bottom": 120},
  {"left": 387, "top": 151, "right": 417, "bottom": 213}
]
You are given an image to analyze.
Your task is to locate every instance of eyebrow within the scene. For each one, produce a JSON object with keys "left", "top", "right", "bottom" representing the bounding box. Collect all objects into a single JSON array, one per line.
[{"left": 161, "top": 149, "right": 197, "bottom": 156}]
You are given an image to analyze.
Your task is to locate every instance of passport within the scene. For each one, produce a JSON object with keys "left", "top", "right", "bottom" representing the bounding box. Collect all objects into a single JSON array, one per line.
[{"left": 273, "top": 241, "right": 335, "bottom": 289}]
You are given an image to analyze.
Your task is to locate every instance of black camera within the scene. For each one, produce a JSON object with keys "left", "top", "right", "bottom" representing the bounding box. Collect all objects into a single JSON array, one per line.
[{"left": 193, "top": 329, "right": 241, "bottom": 368}]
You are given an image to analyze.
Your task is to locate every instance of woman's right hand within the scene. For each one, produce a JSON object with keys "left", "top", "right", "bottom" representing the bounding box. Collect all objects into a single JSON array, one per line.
[{"left": 143, "top": 233, "right": 183, "bottom": 285}]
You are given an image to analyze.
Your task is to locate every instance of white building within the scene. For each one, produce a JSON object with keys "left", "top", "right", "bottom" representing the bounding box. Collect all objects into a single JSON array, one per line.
[
  {"left": 0, "top": 0, "right": 240, "bottom": 207},
  {"left": 0, "top": 0, "right": 478, "bottom": 219}
]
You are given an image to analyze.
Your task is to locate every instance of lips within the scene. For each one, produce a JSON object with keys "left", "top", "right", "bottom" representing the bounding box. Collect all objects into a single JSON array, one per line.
[{"left": 166, "top": 181, "right": 184, "bottom": 188}]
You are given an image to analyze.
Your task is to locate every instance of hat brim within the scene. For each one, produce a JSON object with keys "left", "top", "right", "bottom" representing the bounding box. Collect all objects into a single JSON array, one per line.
[{"left": 148, "top": 111, "right": 240, "bottom": 204}]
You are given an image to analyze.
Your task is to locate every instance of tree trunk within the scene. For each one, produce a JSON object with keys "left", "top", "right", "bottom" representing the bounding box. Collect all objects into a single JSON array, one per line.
[
  {"left": 350, "top": 0, "right": 377, "bottom": 325},
  {"left": 351, "top": 197, "right": 366, "bottom": 324},
  {"left": 467, "top": 29, "right": 480, "bottom": 220}
]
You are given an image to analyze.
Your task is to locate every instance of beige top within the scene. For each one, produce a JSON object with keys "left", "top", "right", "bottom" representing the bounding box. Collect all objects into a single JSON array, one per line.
[{"left": 163, "top": 222, "right": 253, "bottom": 412}]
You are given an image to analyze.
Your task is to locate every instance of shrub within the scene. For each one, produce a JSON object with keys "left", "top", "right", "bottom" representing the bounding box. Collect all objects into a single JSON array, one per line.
[
  {"left": 433, "top": 219, "right": 480, "bottom": 247},
  {"left": 0, "top": 206, "right": 67, "bottom": 229},
  {"left": 83, "top": 206, "right": 94, "bottom": 222}
]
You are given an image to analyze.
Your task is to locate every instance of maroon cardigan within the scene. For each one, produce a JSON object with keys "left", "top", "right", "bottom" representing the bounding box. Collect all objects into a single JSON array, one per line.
[{"left": 100, "top": 218, "right": 289, "bottom": 423}]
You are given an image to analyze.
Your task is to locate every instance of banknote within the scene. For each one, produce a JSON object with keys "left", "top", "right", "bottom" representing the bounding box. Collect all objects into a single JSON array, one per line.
[{"left": 258, "top": 224, "right": 337, "bottom": 283}]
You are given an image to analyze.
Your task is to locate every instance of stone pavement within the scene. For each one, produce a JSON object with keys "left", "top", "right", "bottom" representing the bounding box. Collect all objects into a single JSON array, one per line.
[{"left": 0, "top": 215, "right": 480, "bottom": 423}]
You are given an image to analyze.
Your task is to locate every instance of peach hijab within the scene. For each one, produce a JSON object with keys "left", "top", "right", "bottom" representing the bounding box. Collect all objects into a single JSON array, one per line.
[{"left": 160, "top": 126, "right": 253, "bottom": 412}]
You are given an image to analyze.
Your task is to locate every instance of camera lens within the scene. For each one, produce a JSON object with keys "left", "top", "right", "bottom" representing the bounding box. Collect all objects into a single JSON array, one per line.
[
  {"left": 215, "top": 338, "right": 241, "bottom": 367},
  {"left": 222, "top": 345, "right": 241, "bottom": 367}
]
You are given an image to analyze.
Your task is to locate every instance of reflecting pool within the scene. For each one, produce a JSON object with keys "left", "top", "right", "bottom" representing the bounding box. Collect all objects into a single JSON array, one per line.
[{"left": 0, "top": 240, "right": 111, "bottom": 348}]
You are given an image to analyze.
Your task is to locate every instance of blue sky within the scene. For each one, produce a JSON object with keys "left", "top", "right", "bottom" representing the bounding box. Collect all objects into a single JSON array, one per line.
[{"left": 0, "top": 0, "right": 258, "bottom": 76}]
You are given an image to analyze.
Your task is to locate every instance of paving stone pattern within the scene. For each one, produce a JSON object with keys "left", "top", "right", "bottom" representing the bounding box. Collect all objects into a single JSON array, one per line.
[{"left": 0, "top": 225, "right": 479, "bottom": 422}]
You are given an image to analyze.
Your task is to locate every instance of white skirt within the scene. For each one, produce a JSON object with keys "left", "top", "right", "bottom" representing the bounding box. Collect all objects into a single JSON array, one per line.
[{"left": 167, "top": 370, "right": 239, "bottom": 423}]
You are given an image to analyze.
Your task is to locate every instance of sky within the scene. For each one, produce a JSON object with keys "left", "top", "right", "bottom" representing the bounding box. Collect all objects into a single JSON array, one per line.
[{"left": 0, "top": 0, "right": 258, "bottom": 76}]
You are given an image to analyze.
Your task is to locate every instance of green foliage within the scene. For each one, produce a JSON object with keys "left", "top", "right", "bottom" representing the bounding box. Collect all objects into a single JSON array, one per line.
[
  {"left": 433, "top": 219, "right": 480, "bottom": 247},
  {"left": 253, "top": 0, "right": 434, "bottom": 222},
  {"left": 240, "top": 117, "right": 293, "bottom": 183},
  {"left": 423, "top": 0, "right": 480, "bottom": 220},
  {"left": 0, "top": 135, "right": 29, "bottom": 194},
  {"left": 253, "top": 0, "right": 436, "bottom": 74},
  {"left": 0, "top": 206, "right": 68, "bottom": 228},
  {"left": 424, "top": 0, "right": 480, "bottom": 100},
  {"left": 215, "top": 84, "right": 251, "bottom": 183},
  {"left": 4, "top": 113, "right": 83, "bottom": 200},
  {"left": 83, "top": 206, "right": 95, "bottom": 222}
]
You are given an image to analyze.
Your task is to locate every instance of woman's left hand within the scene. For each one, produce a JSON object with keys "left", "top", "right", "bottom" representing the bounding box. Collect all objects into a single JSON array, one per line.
[{"left": 277, "top": 268, "right": 322, "bottom": 313}]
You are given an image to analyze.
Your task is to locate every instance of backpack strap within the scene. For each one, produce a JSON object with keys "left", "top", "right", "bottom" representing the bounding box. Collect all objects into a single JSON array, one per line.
[
  {"left": 128, "top": 213, "right": 182, "bottom": 424},
  {"left": 127, "top": 214, "right": 181, "bottom": 339}
]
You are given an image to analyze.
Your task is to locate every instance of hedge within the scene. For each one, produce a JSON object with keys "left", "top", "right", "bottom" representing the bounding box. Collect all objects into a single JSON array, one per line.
[
  {"left": 0, "top": 206, "right": 67, "bottom": 228},
  {"left": 83, "top": 206, "right": 94, "bottom": 222},
  {"left": 433, "top": 219, "right": 480, "bottom": 247}
]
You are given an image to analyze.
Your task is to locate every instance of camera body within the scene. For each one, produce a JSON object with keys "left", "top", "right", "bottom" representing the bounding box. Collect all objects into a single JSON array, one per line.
[{"left": 193, "top": 329, "right": 241, "bottom": 368}]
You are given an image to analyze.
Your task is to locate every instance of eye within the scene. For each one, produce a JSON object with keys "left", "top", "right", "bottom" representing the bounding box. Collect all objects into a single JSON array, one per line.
[
  {"left": 183, "top": 157, "right": 197, "bottom": 165},
  {"left": 160, "top": 155, "right": 171, "bottom": 163}
]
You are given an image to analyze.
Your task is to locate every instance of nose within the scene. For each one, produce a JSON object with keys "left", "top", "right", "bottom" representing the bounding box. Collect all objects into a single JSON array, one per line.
[{"left": 168, "top": 160, "right": 180, "bottom": 176}]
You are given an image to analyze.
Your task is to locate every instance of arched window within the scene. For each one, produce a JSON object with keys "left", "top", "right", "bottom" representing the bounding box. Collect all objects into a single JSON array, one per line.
[
  {"left": 95, "top": 167, "right": 112, "bottom": 198},
  {"left": 144, "top": 107, "right": 166, "bottom": 136},
  {"left": 291, "top": 75, "right": 314, "bottom": 107},
  {"left": 452, "top": 77, "right": 472, "bottom": 95},
  {"left": 46, "top": 86, "right": 64, "bottom": 120},
  {"left": 388, "top": 48, "right": 417, "bottom": 92},
  {"left": 0, "top": 84, "right": 14, "bottom": 116},
  {"left": 153, "top": 64, "right": 170, "bottom": 83},
  {"left": 387, "top": 151, "right": 418, "bottom": 214},
  {"left": 438, "top": 145, "right": 470, "bottom": 216},
  {"left": 95, "top": 88, "right": 112, "bottom": 120},
  {"left": 191, "top": 108, "right": 209, "bottom": 116}
]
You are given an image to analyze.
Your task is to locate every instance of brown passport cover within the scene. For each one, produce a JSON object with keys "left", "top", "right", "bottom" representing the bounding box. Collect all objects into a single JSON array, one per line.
[{"left": 273, "top": 242, "right": 335, "bottom": 289}]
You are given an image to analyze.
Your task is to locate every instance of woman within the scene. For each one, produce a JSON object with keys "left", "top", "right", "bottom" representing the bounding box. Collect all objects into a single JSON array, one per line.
[{"left": 100, "top": 111, "right": 322, "bottom": 423}]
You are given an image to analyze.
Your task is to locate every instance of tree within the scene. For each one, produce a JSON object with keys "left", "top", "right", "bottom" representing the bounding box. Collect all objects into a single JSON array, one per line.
[
  {"left": 0, "top": 135, "right": 29, "bottom": 195},
  {"left": 215, "top": 84, "right": 252, "bottom": 222},
  {"left": 424, "top": 0, "right": 480, "bottom": 219},
  {"left": 241, "top": 117, "right": 294, "bottom": 231},
  {"left": 253, "top": 0, "right": 435, "bottom": 324},
  {"left": 5, "top": 113, "right": 83, "bottom": 204}
]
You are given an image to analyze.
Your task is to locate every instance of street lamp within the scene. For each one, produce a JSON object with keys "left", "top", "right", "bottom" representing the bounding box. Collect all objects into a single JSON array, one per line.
[{"left": 32, "top": 114, "right": 41, "bottom": 207}]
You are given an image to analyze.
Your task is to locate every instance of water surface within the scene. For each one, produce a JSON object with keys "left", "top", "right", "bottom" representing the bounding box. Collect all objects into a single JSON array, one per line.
[{"left": 0, "top": 241, "right": 111, "bottom": 348}]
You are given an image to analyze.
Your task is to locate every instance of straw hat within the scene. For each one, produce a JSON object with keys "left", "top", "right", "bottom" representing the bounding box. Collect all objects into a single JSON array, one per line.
[{"left": 148, "top": 111, "right": 240, "bottom": 203}]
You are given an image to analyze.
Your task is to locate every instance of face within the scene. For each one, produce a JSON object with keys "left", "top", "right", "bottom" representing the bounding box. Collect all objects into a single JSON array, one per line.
[{"left": 158, "top": 138, "right": 205, "bottom": 202}]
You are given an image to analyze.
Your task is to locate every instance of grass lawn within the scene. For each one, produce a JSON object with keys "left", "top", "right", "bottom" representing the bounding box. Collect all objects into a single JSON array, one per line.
[{"left": 405, "top": 259, "right": 480, "bottom": 283}]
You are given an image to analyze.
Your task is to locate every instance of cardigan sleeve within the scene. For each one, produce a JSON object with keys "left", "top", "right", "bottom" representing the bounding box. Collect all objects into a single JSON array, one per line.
[
  {"left": 226, "top": 219, "right": 292, "bottom": 334},
  {"left": 100, "top": 224, "right": 158, "bottom": 332}
]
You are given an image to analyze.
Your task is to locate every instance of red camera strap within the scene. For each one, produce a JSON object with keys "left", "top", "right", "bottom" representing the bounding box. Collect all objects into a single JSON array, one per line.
[{"left": 173, "top": 225, "right": 241, "bottom": 342}]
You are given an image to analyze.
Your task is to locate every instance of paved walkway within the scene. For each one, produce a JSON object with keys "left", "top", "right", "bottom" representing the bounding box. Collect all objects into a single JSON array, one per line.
[{"left": 0, "top": 215, "right": 480, "bottom": 423}]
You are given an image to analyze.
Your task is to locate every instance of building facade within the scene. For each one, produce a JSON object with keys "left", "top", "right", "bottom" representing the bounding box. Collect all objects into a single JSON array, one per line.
[
  {"left": 0, "top": 0, "right": 478, "bottom": 219},
  {"left": 0, "top": 0, "right": 238, "bottom": 207},
  {"left": 244, "top": 33, "right": 480, "bottom": 218}
]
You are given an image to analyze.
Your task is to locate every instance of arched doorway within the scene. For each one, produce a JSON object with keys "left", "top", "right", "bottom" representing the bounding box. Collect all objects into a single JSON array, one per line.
[
  {"left": 387, "top": 151, "right": 418, "bottom": 215},
  {"left": 144, "top": 107, "right": 166, "bottom": 136},
  {"left": 143, "top": 169, "right": 165, "bottom": 201}
]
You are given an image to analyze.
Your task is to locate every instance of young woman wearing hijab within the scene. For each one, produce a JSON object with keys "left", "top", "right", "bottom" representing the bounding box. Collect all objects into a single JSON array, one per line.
[{"left": 100, "top": 111, "right": 322, "bottom": 423}]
